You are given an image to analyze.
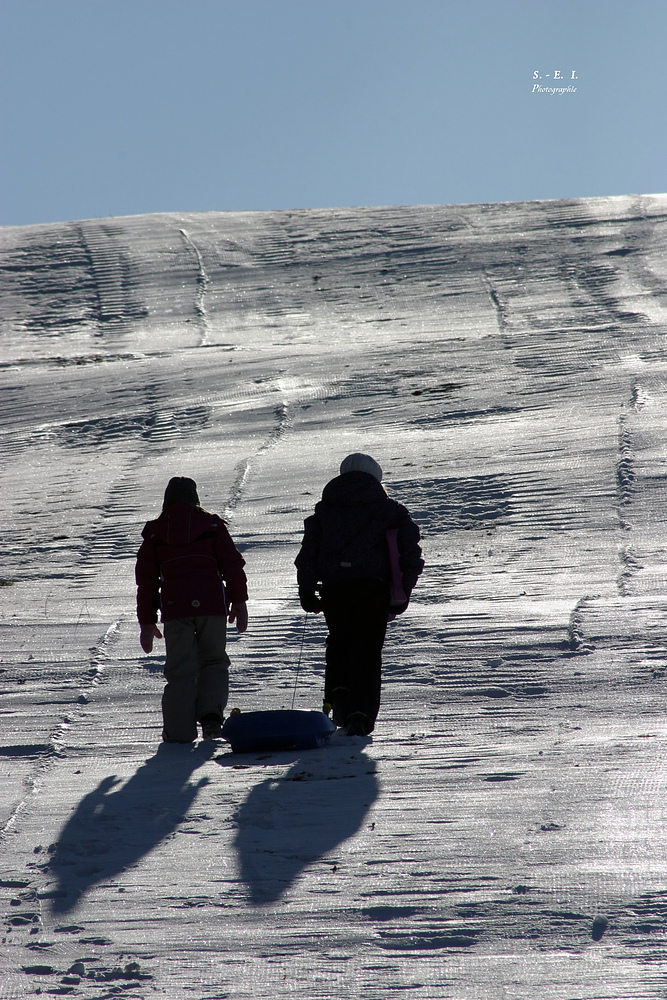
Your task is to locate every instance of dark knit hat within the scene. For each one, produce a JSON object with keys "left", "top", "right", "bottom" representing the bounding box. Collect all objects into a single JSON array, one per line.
[{"left": 163, "top": 476, "right": 200, "bottom": 508}]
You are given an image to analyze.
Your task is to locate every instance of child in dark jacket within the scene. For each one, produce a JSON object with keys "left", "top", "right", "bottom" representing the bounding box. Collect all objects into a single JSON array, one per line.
[
  {"left": 295, "top": 454, "right": 423, "bottom": 736},
  {"left": 135, "top": 477, "right": 248, "bottom": 743}
]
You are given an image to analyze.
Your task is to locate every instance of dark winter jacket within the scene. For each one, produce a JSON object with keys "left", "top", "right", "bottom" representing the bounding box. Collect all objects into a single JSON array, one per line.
[
  {"left": 135, "top": 503, "right": 248, "bottom": 624},
  {"left": 295, "top": 472, "right": 423, "bottom": 609}
]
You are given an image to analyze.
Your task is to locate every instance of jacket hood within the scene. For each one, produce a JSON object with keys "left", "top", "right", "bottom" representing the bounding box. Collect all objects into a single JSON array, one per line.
[
  {"left": 320, "top": 471, "right": 387, "bottom": 508},
  {"left": 142, "top": 503, "right": 220, "bottom": 547}
]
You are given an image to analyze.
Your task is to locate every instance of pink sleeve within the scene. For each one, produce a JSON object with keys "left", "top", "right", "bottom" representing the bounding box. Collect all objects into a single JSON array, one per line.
[{"left": 386, "top": 528, "right": 407, "bottom": 607}]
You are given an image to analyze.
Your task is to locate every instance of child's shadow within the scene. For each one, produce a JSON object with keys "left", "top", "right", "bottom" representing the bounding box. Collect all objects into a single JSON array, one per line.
[
  {"left": 49, "top": 742, "right": 214, "bottom": 914},
  {"left": 227, "top": 748, "right": 379, "bottom": 905}
]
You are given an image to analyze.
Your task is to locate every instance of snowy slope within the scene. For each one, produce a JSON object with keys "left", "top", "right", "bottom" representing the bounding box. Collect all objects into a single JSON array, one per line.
[{"left": 2, "top": 195, "right": 667, "bottom": 998}]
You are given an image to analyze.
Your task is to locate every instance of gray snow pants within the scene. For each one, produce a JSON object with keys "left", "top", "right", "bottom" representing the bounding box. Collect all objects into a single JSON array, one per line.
[{"left": 162, "top": 616, "right": 230, "bottom": 742}]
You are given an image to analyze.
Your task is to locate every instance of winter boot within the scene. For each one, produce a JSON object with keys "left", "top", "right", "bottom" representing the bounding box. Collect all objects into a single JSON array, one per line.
[
  {"left": 345, "top": 711, "right": 372, "bottom": 737},
  {"left": 329, "top": 686, "right": 352, "bottom": 727},
  {"left": 201, "top": 713, "right": 223, "bottom": 740}
]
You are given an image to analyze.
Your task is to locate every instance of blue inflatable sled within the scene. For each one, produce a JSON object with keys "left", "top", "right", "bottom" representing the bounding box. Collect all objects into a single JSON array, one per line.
[{"left": 221, "top": 709, "right": 336, "bottom": 753}]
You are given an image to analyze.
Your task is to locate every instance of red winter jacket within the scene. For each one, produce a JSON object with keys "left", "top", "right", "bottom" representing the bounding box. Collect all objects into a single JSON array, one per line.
[{"left": 135, "top": 503, "right": 248, "bottom": 624}]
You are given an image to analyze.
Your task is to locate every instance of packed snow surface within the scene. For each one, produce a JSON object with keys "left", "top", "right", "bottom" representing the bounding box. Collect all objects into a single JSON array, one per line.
[{"left": 2, "top": 194, "right": 667, "bottom": 998}]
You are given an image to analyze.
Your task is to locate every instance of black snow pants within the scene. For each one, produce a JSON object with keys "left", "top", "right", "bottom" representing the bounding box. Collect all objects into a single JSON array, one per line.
[{"left": 321, "top": 578, "right": 390, "bottom": 733}]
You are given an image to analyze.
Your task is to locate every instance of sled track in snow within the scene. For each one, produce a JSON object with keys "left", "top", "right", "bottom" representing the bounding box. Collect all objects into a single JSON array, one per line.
[
  {"left": 0, "top": 616, "right": 124, "bottom": 847},
  {"left": 178, "top": 228, "right": 211, "bottom": 345},
  {"left": 75, "top": 223, "right": 149, "bottom": 337}
]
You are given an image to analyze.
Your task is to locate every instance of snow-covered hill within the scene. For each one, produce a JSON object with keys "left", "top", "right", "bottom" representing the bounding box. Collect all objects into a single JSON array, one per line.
[{"left": 2, "top": 195, "right": 667, "bottom": 998}]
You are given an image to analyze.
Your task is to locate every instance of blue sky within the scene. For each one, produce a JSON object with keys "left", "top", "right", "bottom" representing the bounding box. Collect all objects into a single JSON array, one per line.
[{"left": 1, "top": 0, "right": 665, "bottom": 227}]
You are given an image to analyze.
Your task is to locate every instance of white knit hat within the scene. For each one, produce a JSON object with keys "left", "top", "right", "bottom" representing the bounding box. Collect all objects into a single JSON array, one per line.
[{"left": 339, "top": 453, "right": 383, "bottom": 481}]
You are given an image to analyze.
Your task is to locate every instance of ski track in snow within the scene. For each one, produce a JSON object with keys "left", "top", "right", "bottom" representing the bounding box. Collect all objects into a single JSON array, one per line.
[{"left": 2, "top": 195, "right": 667, "bottom": 997}]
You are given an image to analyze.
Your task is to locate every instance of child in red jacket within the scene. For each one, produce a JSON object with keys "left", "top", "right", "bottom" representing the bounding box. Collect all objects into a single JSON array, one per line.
[{"left": 135, "top": 477, "right": 248, "bottom": 743}]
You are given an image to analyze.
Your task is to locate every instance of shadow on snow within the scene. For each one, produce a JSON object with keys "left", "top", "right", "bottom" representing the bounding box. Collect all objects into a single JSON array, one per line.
[
  {"left": 48, "top": 741, "right": 378, "bottom": 913},
  {"left": 48, "top": 742, "right": 214, "bottom": 914},
  {"left": 227, "top": 748, "right": 379, "bottom": 906}
]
